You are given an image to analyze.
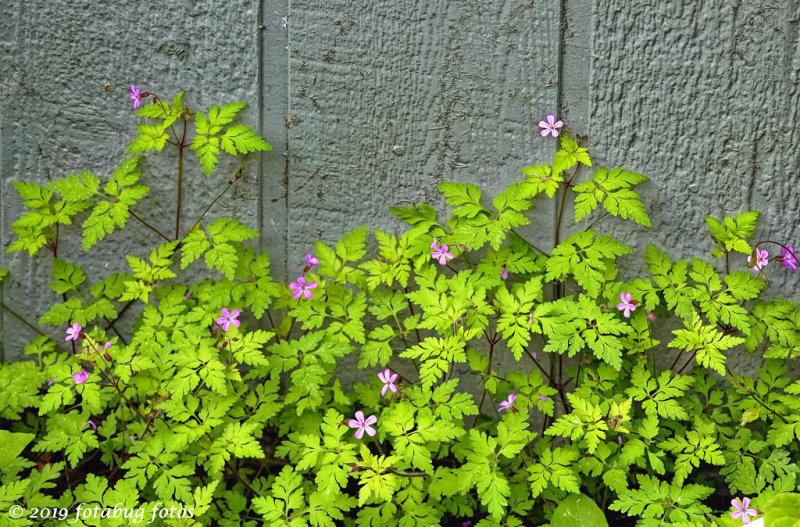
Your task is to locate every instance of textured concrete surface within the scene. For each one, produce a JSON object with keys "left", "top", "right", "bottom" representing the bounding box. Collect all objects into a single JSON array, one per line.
[{"left": 2, "top": 0, "right": 799, "bottom": 374}]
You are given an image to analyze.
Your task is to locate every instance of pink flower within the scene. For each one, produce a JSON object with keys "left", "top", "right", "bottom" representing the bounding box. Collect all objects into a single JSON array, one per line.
[
  {"left": 348, "top": 411, "right": 377, "bottom": 439},
  {"left": 129, "top": 85, "right": 141, "bottom": 109},
  {"left": 73, "top": 369, "right": 89, "bottom": 384},
  {"left": 618, "top": 436, "right": 624, "bottom": 446},
  {"left": 730, "top": 497, "right": 758, "bottom": 524},
  {"left": 289, "top": 276, "right": 318, "bottom": 300},
  {"left": 501, "top": 266, "right": 511, "bottom": 280},
  {"left": 538, "top": 395, "right": 548, "bottom": 402},
  {"left": 747, "top": 249, "right": 768, "bottom": 272},
  {"left": 538, "top": 114, "right": 564, "bottom": 137},
  {"left": 47, "top": 378, "right": 56, "bottom": 386},
  {"left": 647, "top": 311, "right": 656, "bottom": 323},
  {"left": 305, "top": 253, "right": 319, "bottom": 267},
  {"left": 781, "top": 246, "right": 797, "bottom": 271},
  {"left": 216, "top": 308, "right": 241, "bottom": 332},
  {"left": 99, "top": 341, "right": 113, "bottom": 361},
  {"left": 430, "top": 237, "right": 454, "bottom": 266},
  {"left": 65, "top": 322, "right": 82, "bottom": 342},
  {"left": 498, "top": 393, "right": 517, "bottom": 413},
  {"left": 377, "top": 369, "right": 399, "bottom": 397},
  {"left": 617, "top": 292, "right": 637, "bottom": 318},
  {"left": 86, "top": 420, "right": 97, "bottom": 431}
]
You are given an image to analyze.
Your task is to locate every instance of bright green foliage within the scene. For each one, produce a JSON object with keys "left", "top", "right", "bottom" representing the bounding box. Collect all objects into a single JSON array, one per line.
[
  {"left": 83, "top": 156, "right": 150, "bottom": 250},
  {"left": 573, "top": 167, "right": 651, "bottom": 226},
  {"left": 191, "top": 101, "right": 271, "bottom": 175},
  {"left": 669, "top": 312, "right": 745, "bottom": 375},
  {"left": 3, "top": 113, "right": 799, "bottom": 527},
  {"left": 705, "top": 210, "right": 759, "bottom": 258},
  {"left": 551, "top": 494, "right": 608, "bottom": 527},
  {"left": 553, "top": 134, "right": 591, "bottom": 175},
  {"left": 763, "top": 493, "right": 800, "bottom": 527},
  {"left": 546, "top": 229, "right": 630, "bottom": 298},
  {"left": 609, "top": 475, "right": 714, "bottom": 525}
]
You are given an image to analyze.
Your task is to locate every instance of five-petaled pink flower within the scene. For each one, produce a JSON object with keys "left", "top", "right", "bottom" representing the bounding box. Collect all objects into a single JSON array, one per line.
[
  {"left": 430, "top": 237, "right": 454, "bottom": 266},
  {"left": 781, "top": 246, "right": 797, "bottom": 271},
  {"left": 538, "top": 114, "right": 564, "bottom": 137},
  {"left": 216, "top": 308, "right": 241, "bottom": 332},
  {"left": 377, "top": 369, "right": 399, "bottom": 397},
  {"left": 73, "top": 369, "right": 89, "bottom": 384},
  {"left": 305, "top": 253, "right": 319, "bottom": 268},
  {"left": 348, "top": 411, "right": 377, "bottom": 439},
  {"left": 617, "top": 292, "right": 637, "bottom": 318},
  {"left": 730, "top": 497, "right": 758, "bottom": 524},
  {"left": 65, "top": 322, "right": 82, "bottom": 342},
  {"left": 747, "top": 249, "right": 769, "bottom": 272},
  {"left": 498, "top": 393, "right": 517, "bottom": 413},
  {"left": 129, "top": 85, "right": 141, "bottom": 109},
  {"left": 290, "top": 276, "right": 318, "bottom": 300}
]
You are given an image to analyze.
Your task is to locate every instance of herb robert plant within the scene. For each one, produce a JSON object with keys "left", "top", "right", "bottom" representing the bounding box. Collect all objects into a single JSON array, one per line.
[{"left": 2, "top": 93, "right": 800, "bottom": 526}]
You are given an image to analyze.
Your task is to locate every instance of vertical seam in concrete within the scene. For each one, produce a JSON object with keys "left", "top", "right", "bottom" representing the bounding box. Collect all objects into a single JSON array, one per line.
[
  {"left": 0, "top": 104, "right": 4, "bottom": 362},
  {"left": 554, "top": 0, "right": 567, "bottom": 250},
  {"left": 260, "top": 0, "right": 290, "bottom": 281},
  {"left": 284, "top": 0, "right": 291, "bottom": 280},
  {"left": 257, "top": 0, "right": 265, "bottom": 255}
]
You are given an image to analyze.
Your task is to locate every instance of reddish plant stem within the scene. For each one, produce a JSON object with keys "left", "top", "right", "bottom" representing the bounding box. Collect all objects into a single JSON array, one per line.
[{"left": 175, "top": 119, "right": 187, "bottom": 239}]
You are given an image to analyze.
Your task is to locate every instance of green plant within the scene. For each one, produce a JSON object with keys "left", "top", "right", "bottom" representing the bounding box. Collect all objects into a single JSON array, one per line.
[{"left": 1, "top": 97, "right": 798, "bottom": 526}]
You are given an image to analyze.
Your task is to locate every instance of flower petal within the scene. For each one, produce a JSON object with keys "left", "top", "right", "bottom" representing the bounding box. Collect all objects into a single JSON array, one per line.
[
  {"left": 354, "top": 427, "right": 364, "bottom": 439},
  {"left": 354, "top": 411, "right": 365, "bottom": 422},
  {"left": 365, "top": 425, "right": 377, "bottom": 437},
  {"left": 365, "top": 415, "right": 377, "bottom": 425},
  {"left": 348, "top": 419, "right": 360, "bottom": 428}
]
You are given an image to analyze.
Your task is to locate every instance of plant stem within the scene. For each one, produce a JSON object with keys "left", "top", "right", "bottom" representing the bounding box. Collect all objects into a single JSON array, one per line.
[
  {"left": 470, "top": 330, "right": 497, "bottom": 429},
  {"left": 129, "top": 210, "right": 171, "bottom": 241},
  {"left": 104, "top": 300, "right": 135, "bottom": 332},
  {"left": 0, "top": 300, "right": 47, "bottom": 338},
  {"left": 725, "top": 365, "right": 788, "bottom": 424},
  {"left": 188, "top": 165, "right": 243, "bottom": 233},
  {"left": 175, "top": 120, "right": 187, "bottom": 239},
  {"left": 525, "top": 349, "right": 551, "bottom": 382},
  {"left": 510, "top": 229, "right": 551, "bottom": 257}
]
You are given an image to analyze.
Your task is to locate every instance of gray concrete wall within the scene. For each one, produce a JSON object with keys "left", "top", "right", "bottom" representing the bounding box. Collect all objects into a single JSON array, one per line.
[{"left": 1, "top": 0, "right": 798, "bottom": 361}]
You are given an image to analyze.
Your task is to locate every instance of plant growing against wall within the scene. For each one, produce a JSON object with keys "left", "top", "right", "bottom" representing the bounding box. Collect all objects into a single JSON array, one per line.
[{"left": 1, "top": 92, "right": 800, "bottom": 526}]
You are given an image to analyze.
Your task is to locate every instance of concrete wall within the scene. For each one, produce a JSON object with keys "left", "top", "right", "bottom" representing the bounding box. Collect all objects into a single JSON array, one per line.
[{"left": 1, "top": 0, "right": 798, "bottom": 361}]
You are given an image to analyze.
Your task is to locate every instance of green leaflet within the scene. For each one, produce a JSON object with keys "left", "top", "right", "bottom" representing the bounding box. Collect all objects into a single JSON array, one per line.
[
  {"left": 573, "top": 167, "right": 650, "bottom": 226},
  {"left": 191, "top": 101, "right": 271, "bottom": 175}
]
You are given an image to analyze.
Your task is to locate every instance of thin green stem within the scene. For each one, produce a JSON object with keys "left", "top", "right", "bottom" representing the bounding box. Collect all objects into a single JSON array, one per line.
[
  {"left": 0, "top": 300, "right": 47, "bottom": 338},
  {"left": 510, "top": 229, "right": 551, "bottom": 257},
  {"left": 725, "top": 365, "right": 788, "bottom": 424},
  {"left": 188, "top": 165, "right": 243, "bottom": 233},
  {"left": 175, "top": 120, "right": 187, "bottom": 240},
  {"left": 470, "top": 330, "right": 497, "bottom": 429},
  {"left": 129, "top": 210, "right": 171, "bottom": 242}
]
